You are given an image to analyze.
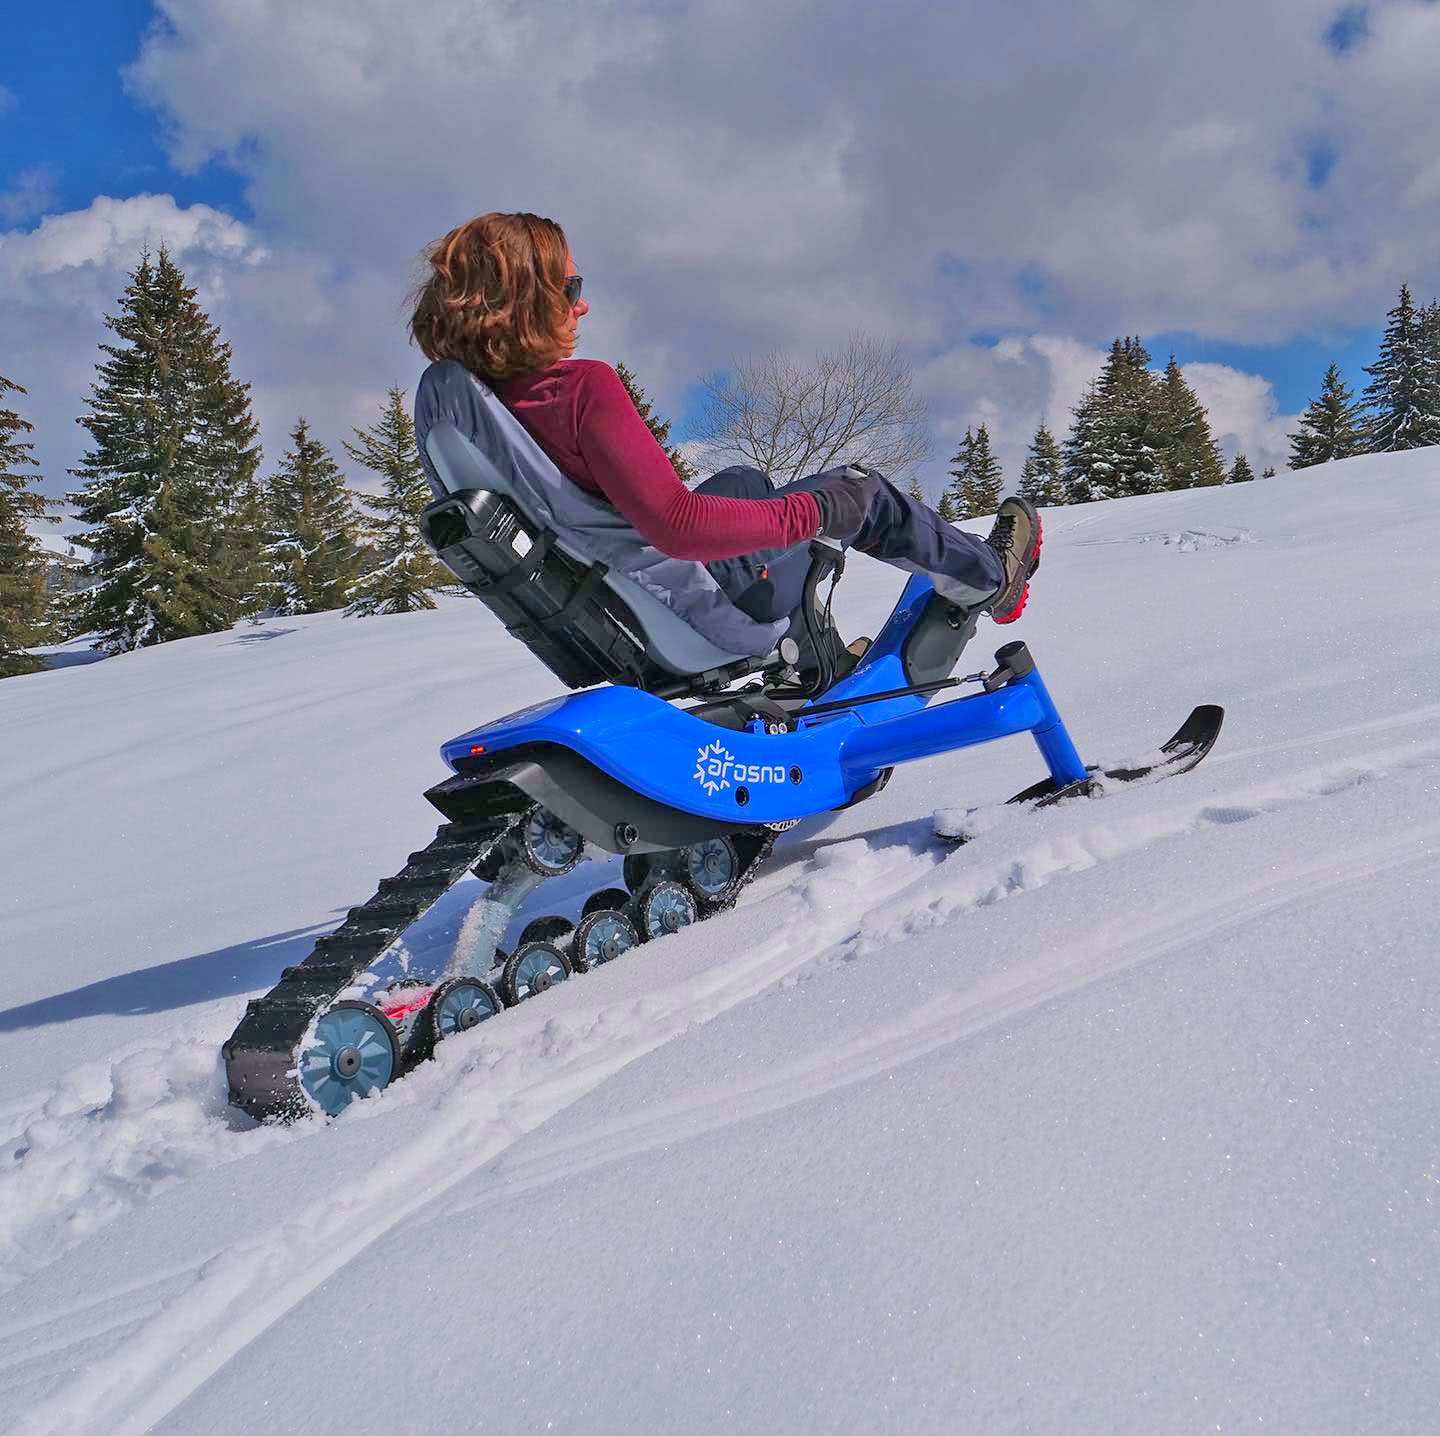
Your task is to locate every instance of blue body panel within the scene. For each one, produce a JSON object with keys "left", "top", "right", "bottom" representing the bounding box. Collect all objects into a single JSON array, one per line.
[{"left": 442, "top": 574, "right": 1089, "bottom": 823}]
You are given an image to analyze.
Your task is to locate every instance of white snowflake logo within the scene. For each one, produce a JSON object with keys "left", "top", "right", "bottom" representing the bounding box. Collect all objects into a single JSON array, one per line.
[{"left": 693, "top": 740, "right": 734, "bottom": 796}]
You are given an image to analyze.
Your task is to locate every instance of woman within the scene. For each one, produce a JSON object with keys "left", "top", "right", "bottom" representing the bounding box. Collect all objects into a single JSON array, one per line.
[{"left": 408, "top": 212, "right": 1040, "bottom": 662}]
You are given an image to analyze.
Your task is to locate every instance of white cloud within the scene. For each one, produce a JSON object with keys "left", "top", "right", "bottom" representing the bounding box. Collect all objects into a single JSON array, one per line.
[
  {"left": 0, "top": 165, "right": 59, "bottom": 226},
  {"left": 0, "top": 192, "right": 260, "bottom": 288},
  {"left": 123, "top": 0, "right": 1440, "bottom": 353},
  {"left": 9, "top": 0, "right": 1438, "bottom": 506},
  {"left": 912, "top": 336, "right": 1106, "bottom": 491},
  {"left": 1184, "top": 363, "right": 1298, "bottom": 475}
]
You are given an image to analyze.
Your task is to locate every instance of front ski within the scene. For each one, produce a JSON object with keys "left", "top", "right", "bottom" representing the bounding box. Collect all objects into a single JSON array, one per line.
[{"left": 935, "top": 704, "right": 1224, "bottom": 843}]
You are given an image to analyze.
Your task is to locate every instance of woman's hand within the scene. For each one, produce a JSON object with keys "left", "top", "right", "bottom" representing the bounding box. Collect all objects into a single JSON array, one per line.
[{"left": 810, "top": 466, "right": 882, "bottom": 544}]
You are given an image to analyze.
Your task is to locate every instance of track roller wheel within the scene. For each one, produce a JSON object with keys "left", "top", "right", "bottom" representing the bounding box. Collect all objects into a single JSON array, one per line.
[
  {"left": 623, "top": 853, "right": 656, "bottom": 894},
  {"left": 426, "top": 977, "right": 502, "bottom": 1045},
  {"left": 571, "top": 909, "right": 640, "bottom": 973},
  {"left": 500, "top": 941, "right": 572, "bottom": 1005},
  {"left": 683, "top": 837, "right": 740, "bottom": 904},
  {"left": 634, "top": 880, "right": 699, "bottom": 941},
  {"left": 298, "top": 1001, "right": 400, "bottom": 1116},
  {"left": 517, "top": 914, "right": 576, "bottom": 949},
  {"left": 582, "top": 886, "right": 632, "bottom": 918},
  {"left": 519, "top": 807, "right": 585, "bottom": 877}
]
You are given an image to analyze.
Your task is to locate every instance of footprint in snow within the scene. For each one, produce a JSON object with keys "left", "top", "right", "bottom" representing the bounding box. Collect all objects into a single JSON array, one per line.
[{"left": 1073, "top": 527, "right": 1256, "bottom": 552}]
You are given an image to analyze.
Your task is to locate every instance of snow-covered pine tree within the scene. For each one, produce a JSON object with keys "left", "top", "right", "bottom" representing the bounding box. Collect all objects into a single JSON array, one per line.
[
  {"left": 615, "top": 361, "right": 696, "bottom": 484},
  {"left": 1157, "top": 355, "right": 1225, "bottom": 488},
  {"left": 1262, "top": 466, "right": 1276, "bottom": 478},
  {"left": 67, "top": 249, "right": 261, "bottom": 651},
  {"left": 262, "top": 418, "right": 363, "bottom": 614},
  {"left": 345, "top": 388, "right": 447, "bottom": 616},
  {"left": 1288, "top": 363, "right": 1363, "bottom": 468},
  {"left": 1062, "top": 338, "right": 1165, "bottom": 501},
  {"left": 945, "top": 425, "right": 1003, "bottom": 519},
  {"left": 1017, "top": 420, "right": 1064, "bottom": 505},
  {"left": 0, "top": 375, "right": 58, "bottom": 677},
  {"left": 1060, "top": 379, "right": 1105, "bottom": 504},
  {"left": 1361, "top": 284, "right": 1440, "bottom": 452},
  {"left": 906, "top": 475, "right": 926, "bottom": 503},
  {"left": 936, "top": 490, "right": 959, "bottom": 523},
  {"left": 1108, "top": 337, "right": 1166, "bottom": 496},
  {"left": 1423, "top": 299, "right": 1440, "bottom": 436},
  {"left": 1227, "top": 453, "right": 1256, "bottom": 483},
  {"left": 946, "top": 429, "right": 974, "bottom": 505}
]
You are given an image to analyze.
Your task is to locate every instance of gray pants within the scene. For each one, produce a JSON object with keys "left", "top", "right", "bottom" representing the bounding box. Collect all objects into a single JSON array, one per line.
[{"left": 701, "top": 465, "right": 1003, "bottom": 626}]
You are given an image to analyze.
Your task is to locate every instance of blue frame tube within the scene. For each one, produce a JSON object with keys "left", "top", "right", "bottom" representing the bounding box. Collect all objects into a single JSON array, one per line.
[{"left": 836, "top": 664, "right": 1089, "bottom": 791}]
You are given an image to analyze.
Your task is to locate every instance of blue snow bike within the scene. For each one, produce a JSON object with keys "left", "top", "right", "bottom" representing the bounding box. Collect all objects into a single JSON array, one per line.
[{"left": 224, "top": 409, "right": 1222, "bottom": 1121}]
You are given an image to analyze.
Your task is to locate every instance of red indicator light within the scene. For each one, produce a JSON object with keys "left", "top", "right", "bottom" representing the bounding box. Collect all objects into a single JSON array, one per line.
[{"left": 470, "top": 744, "right": 486, "bottom": 755}]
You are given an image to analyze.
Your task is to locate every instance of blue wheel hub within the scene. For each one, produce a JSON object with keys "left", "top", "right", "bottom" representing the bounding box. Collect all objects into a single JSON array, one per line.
[
  {"left": 516, "top": 947, "right": 567, "bottom": 996},
  {"left": 581, "top": 913, "right": 637, "bottom": 966},
  {"left": 641, "top": 880, "right": 698, "bottom": 939},
  {"left": 522, "top": 808, "right": 584, "bottom": 875},
  {"left": 299, "top": 1003, "right": 398, "bottom": 1116},
  {"left": 685, "top": 838, "right": 738, "bottom": 899},
  {"left": 434, "top": 980, "right": 499, "bottom": 1039}
]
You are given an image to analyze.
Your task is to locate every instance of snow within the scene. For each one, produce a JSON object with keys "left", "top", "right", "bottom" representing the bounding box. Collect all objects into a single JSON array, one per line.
[
  {"left": 2, "top": 450, "right": 1439, "bottom": 1433},
  {"left": 25, "top": 528, "right": 84, "bottom": 560}
]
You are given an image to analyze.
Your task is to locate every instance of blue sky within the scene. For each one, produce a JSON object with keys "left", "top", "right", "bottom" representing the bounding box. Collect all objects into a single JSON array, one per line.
[
  {"left": 0, "top": 2, "right": 246, "bottom": 219},
  {"left": 4, "top": 0, "right": 1438, "bottom": 499}
]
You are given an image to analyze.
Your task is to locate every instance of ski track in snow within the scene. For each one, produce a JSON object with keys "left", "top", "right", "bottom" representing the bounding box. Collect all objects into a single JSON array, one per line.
[{"left": 6, "top": 732, "right": 1439, "bottom": 1436}]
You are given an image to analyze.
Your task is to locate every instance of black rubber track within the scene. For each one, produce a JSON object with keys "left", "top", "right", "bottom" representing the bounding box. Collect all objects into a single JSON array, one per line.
[{"left": 223, "top": 800, "right": 528, "bottom": 1122}]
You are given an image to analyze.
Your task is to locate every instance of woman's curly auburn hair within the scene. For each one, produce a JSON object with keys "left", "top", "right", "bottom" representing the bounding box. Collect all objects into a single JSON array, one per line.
[{"left": 409, "top": 212, "right": 572, "bottom": 381}]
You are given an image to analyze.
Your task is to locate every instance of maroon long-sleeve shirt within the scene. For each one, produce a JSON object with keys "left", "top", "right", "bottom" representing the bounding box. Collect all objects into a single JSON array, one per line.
[{"left": 496, "top": 360, "right": 820, "bottom": 562}]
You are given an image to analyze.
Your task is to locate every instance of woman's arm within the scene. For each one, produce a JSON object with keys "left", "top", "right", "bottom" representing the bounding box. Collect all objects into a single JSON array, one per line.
[{"left": 574, "top": 363, "right": 820, "bottom": 562}]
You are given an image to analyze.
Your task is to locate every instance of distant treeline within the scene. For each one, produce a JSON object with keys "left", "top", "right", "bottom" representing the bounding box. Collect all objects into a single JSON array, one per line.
[{"left": 935, "top": 285, "right": 1440, "bottom": 522}]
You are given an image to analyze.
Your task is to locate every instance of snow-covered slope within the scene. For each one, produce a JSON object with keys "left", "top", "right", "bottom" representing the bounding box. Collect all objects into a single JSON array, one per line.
[{"left": 1, "top": 452, "right": 1438, "bottom": 1434}]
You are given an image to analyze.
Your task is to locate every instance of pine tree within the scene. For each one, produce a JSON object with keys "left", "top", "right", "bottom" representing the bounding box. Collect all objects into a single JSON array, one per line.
[
  {"left": 262, "top": 418, "right": 363, "bottom": 614},
  {"left": 1157, "top": 355, "right": 1225, "bottom": 488},
  {"left": 345, "top": 388, "right": 447, "bottom": 616},
  {"left": 1262, "top": 466, "right": 1276, "bottom": 479},
  {"left": 1289, "top": 363, "right": 1364, "bottom": 469},
  {"left": 615, "top": 361, "right": 696, "bottom": 484},
  {"left": 1423, "top": 299, "right": 1440, "bottom": 436},
  {"left": 0, "top": 375, "right": 58, "bottom": 677},
  {"left": 936, "top": 491, "right": 959, "bottom": 523},
  {"left": 1227, "top": 453, "right": 1256, "bottom": 483},
  {"left": 1362, "top": 284, "right": 1440, "bottom": 451},
  {"left": 67, "top": 248, "right": 261, "bottom": 651},
  {"left": 946, "top": 424, "right": 1003, "bottom": 519},
  {"left": 946, "top": 428, "right": 976, "bottom": 506},
  {"left": 1017, "top": 420, "right": 1064, "bottom": 505},
  {"left": 1062, "top": 338, "right": 1166, "bottom": 501},
  {"left": 1060, "top": 379, "right": 1105, "bottom": 504},
  {"left": 1108, "top": 337, "right": 1167, "bottom": 496},
  {"left": 905, "top": 475, "right": 926, "bottom": 503}
]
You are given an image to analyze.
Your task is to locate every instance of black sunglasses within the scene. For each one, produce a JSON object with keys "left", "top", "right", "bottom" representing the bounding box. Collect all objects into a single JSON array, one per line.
[{"left": 563, "top": 274, "right": 584, "bottom": 306}]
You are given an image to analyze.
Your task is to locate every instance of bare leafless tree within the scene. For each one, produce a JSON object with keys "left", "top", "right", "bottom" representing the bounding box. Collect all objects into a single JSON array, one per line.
[{"left": 692, "top": 333, "right": 932, "bottom": 486}]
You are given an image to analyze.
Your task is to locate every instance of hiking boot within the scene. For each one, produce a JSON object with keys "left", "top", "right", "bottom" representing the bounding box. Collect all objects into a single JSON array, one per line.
[{"left": 983, "top": 497, "right": 1042, "bottom": 624}]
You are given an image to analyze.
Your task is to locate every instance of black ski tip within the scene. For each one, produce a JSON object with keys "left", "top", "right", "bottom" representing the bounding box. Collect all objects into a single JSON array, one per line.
[
  {"left": 1161, "top": 704, "right": 1224, "bottom": 755},
  {"left": 998, "top": 701, "right": 1226, "bottom": 808}
]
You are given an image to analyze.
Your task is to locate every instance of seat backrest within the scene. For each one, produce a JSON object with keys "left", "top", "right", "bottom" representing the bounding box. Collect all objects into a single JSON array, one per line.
[
  {"left": 413, "top": 361, "right": 788, "bottom": 666},
  {"left": 424, "top": 422, "right": 767, "bottom": 683}
]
